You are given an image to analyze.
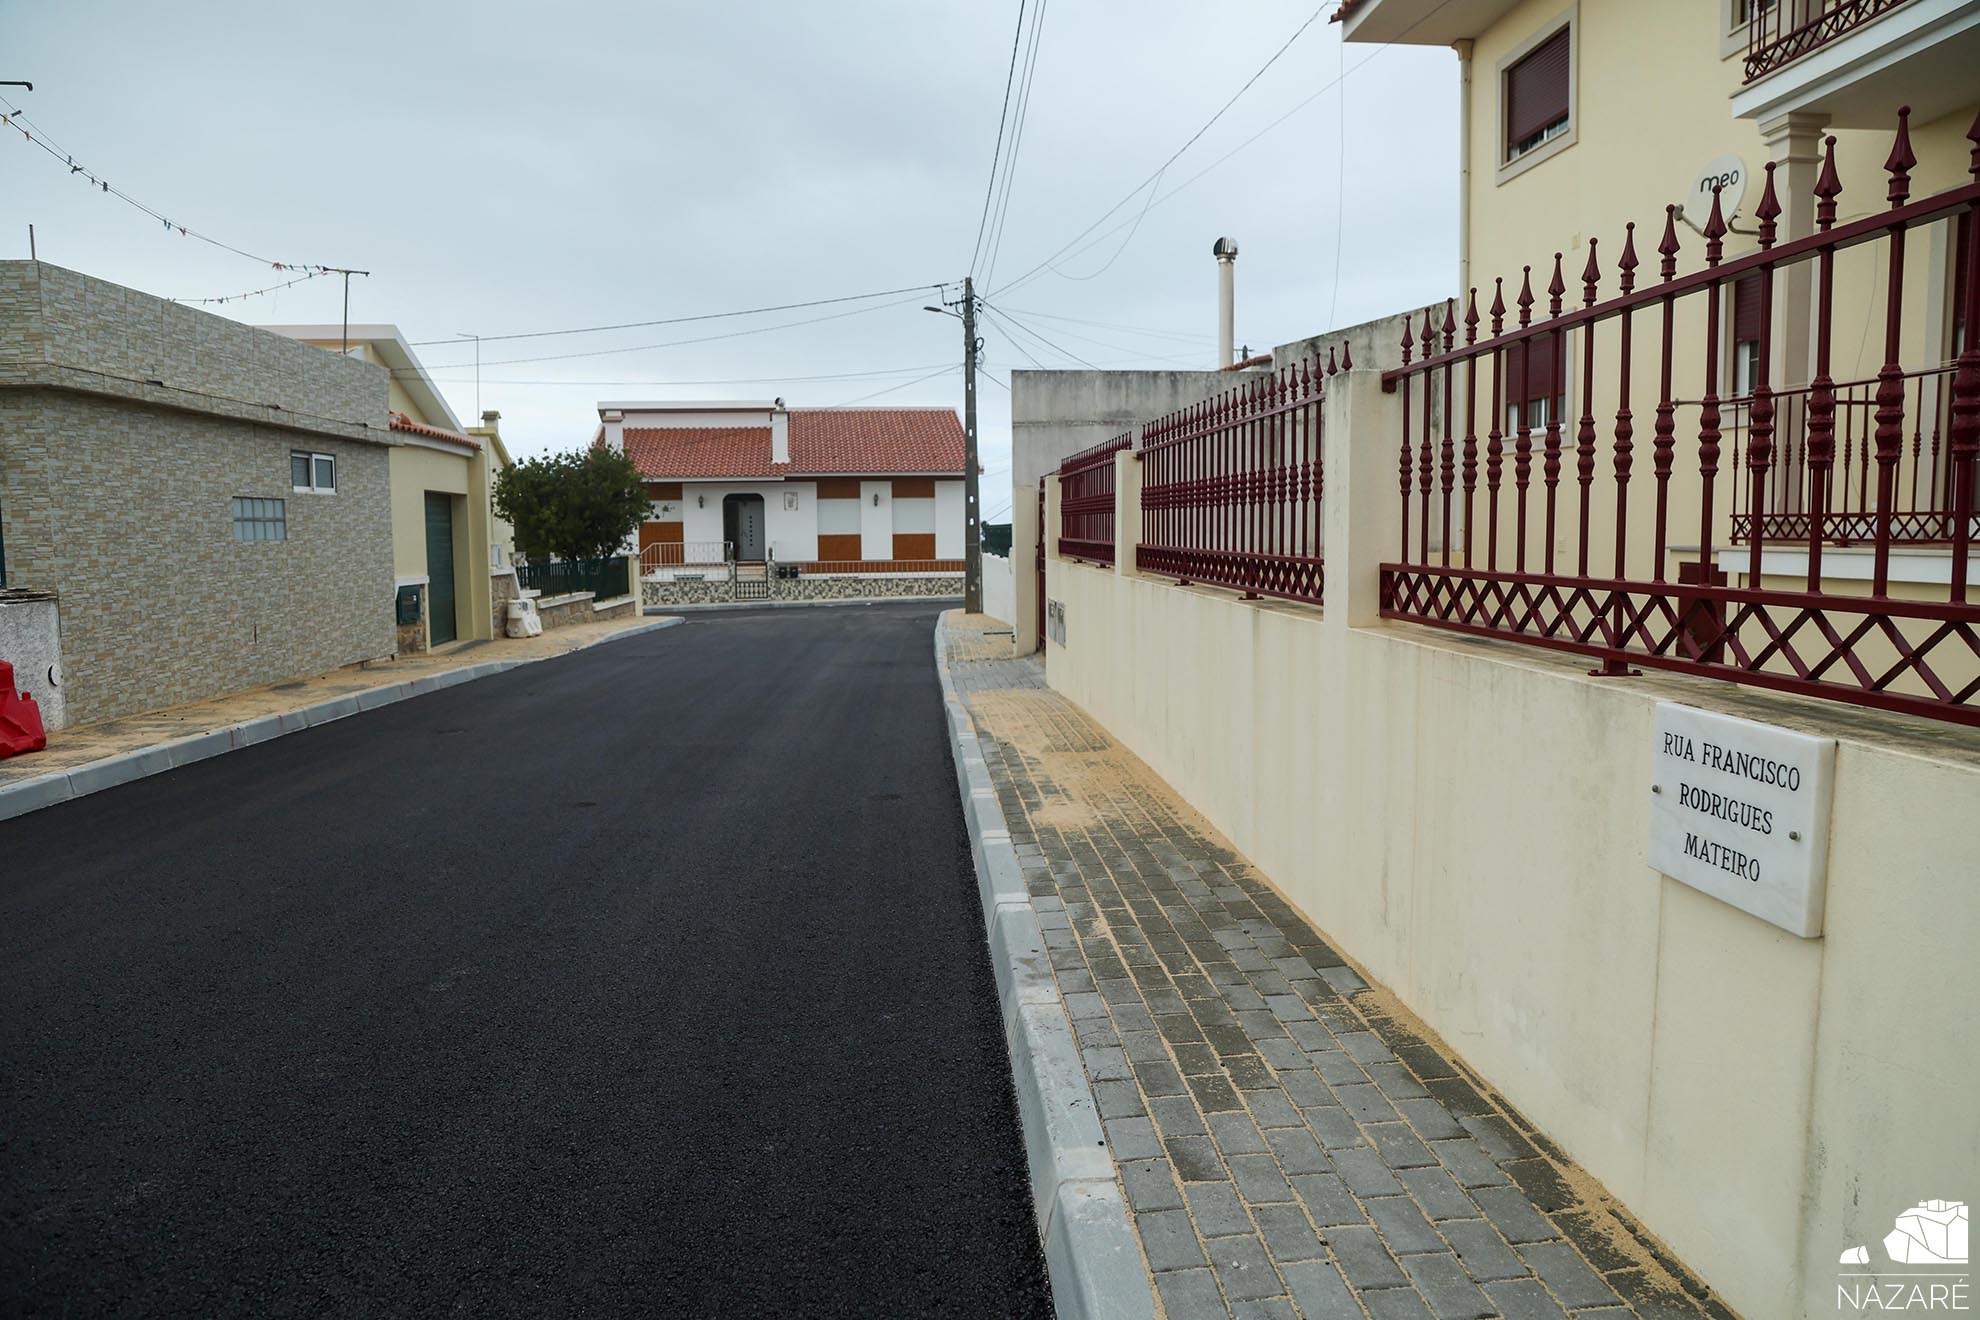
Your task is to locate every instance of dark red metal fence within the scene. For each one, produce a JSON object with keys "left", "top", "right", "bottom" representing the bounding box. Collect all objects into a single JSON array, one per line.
[
  {"left": 1744, "top": 0, "right": 1916, "bottom": 84},
  {"left": 1380, "top": 108, "right": 1980, "bottom": 727},
  {"left": 1137, "top": 353, "right": 1336, "bottom": 606},
  {"left": 1057, "top": 432, "right": 1132, "bottom": 564}
]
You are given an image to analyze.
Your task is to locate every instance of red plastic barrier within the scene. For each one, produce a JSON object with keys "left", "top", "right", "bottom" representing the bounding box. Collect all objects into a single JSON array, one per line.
[{"left": 0, "top": 660, "right": 48, "bottom": 758}]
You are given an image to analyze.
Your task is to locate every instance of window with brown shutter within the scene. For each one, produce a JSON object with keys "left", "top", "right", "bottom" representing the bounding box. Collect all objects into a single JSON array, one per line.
[
  {"left": 1505, "top": 26, "right": 1571, "bottom": 162},
  {"left": 1502, "top": 335, "right": 1566, "bottom": 432},
  {"left": 1731, "top": 275, "right": 1763, "bottom": 397}
]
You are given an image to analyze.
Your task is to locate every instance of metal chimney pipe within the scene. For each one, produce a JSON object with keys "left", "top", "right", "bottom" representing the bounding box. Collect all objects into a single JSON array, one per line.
[{"left": 1213, "top": 237, "right": 1239, "bottom": 368}]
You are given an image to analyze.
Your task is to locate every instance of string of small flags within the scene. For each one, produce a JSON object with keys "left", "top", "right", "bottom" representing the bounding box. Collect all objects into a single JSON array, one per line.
[
  {"left": 169, "top": 269, "right": 333, "bottom": 306},
  {"left": 2, "top": 97, "right": 342, "bottom": 280}
]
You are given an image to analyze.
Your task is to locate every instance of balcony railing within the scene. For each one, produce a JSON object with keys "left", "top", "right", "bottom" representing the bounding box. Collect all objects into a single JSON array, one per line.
[
  {"left": 639, "top": 540, "right": 732, "bottom": 574},
  {"left": 1743, "top": 0, "right": 1917, "bottom": 83},
  {"left": 1717, "top": 364, "right": 1978, "bottom": 544},
  {"left": 1057, "top": 433, "right": 1132, "bottom": 565},
  {"left": 1380, "top": 108, "right": 1980, "bottom": 727}
]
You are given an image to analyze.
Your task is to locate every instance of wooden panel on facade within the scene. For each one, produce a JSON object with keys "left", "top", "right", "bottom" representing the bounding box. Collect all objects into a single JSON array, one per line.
[
  {"left": 891, "top": 477, "right": 936, "bottom": 498},
  {"left": 640, "top": 521, "right": 685, "bottom": 550},
  {"left": 817, "top": 533, "right": 863, "bottom": 560},
  {"left": 892, "top": 532, "right": 937, "bottom": 559},
  {"left": 815, "top": 477, "right": 863, "bottom": 499},
  {"left": 646, "top": 481, "right": 684, "bottom": 500}
]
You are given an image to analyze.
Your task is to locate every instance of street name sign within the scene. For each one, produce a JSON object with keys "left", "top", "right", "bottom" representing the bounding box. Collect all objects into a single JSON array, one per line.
[{"left": 1647, "top": 702, "right": 1836, "bottom": 938}]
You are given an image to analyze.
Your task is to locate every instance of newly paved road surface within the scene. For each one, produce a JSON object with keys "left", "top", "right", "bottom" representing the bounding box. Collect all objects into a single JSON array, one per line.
[{"left": 0, "top": 603, "right": 1049, "bottom": 1318}]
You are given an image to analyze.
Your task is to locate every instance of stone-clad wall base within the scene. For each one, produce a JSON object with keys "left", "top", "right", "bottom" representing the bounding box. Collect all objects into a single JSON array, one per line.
[
  {"left": 642, "top": 577, "right": 736, "bottom": 607},
  {"left": 771, "top": 575, "right": 962, "bottom": 601}
]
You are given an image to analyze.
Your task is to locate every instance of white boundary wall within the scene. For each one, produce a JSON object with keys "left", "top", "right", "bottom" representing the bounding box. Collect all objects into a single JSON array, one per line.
[
  {"left": 981, "top": 553, "right": 1015, "bottom": 628},
  {"left": 1040, "top": 367, "right": 1980, "bottom": 1320}
]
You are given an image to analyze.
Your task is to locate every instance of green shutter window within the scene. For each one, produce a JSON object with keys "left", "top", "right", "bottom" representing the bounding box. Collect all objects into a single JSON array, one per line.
[
  {"left": 291, "top": 452, "right": 311, "bottom": 487},
  {"left": 314, "top": 454, "right": 336, "bottom": 491}
]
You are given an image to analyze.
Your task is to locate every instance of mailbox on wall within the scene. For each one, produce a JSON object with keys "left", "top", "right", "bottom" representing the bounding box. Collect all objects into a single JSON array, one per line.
[{"left": 395, "top": 584, "right": 423, "bottom": 625}]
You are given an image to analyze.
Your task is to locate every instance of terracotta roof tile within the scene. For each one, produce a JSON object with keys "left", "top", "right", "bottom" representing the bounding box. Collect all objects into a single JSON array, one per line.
[
  {"left": 389, "top": 410, "right": 480, "bottom": 449},
  {"left": 622, "top": 408, "right": 965, "bottom": 479}
]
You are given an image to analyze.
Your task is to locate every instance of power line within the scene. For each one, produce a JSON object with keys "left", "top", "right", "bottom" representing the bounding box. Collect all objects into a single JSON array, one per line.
[
  {"left": 418, "top": 363, "right": 952, "bottom": 388},
  {"left": 968, "top": 0, "right": 1028, "bottom": 279},
  {"left": 403, "top": 284, "right": 943, "bottom": 348},
  {"left": 399, "top": 294, "right": 931, "bottom": 372},
  {"left": 980, "top": 0, "right": 1049, "bottom": 291},
  {"left": 987, "top": 3, "right": 1328, "bottom": 296},
  {"left": 1, "top": 96, "right": 346, "bottom": 274},
  {"left": 834, "top": 363, "right": 958, "bottom": 406},
  {"left": 982, "top": 302, "right": 1097, "bottom": 369},
  {"left": 993, "top": 0, "right": 1456, "bottom": 302},
  {"left": 995, "top": 306, "right": 1213, "bottom": 345}
]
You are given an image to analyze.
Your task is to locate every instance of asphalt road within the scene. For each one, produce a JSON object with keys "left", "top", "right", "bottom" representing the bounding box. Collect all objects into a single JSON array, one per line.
[{"left": 0, "top": 602, "right": 1050, "bottom": 1318}]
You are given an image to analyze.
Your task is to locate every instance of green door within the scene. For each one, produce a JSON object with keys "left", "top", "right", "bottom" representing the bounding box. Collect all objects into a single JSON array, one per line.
[{"left": 424, "top": 492, "right": 457, "bottom": 646}]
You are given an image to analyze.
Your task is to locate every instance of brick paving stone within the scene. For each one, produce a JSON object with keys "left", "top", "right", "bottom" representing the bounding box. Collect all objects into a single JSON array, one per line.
[
  {"left": 1519, "top": 1241, "right": 1623, "bottom": 1309},
  {"left": 1281, "top": 1259, "right": 1359, "bottom": 1319},
  {"left": 1243, "top": 1089, "right": 1304, "bottom": 1130},
  {"left": 1252, "top": 1203, "right": 1328, "bottom": 1263},
  {"left": 1363, "top": 1288, "right": 1439, "bottom": 1320},
  {"left": 1185, "top": 1181, "right": 1256, "bottom": 1239},
  {"left": 1403, "top": 1252, "right": 1497, "bottom": 1320},
  {"left": 1208, "top": 1111, "right": 1271, "bottom": 1157},
  {"left": 1168, "top": 1130, "right": 1233, "bottom": 1180},
  {"left": 1483, "top": 1278, "right": 1574, "bottom": 1320},
  {"left": 1204, "top": 1236, "right": 1285, "bottom": 1303},
  {"left": 1288, "top": 1172, "right": 1363, "bottom": 1229},
  {"left": 1365, "top": 1194, "right": 1446, "bottom": 1255},
  {"left": 1106, "top": 1116, "right": 1165, "bottom": 1162},
  {"left": 942, "top": 619, "right": 1728, "bottom": 1320},
  {"left": 1474, "top": 1184, "right": 1566, "bottom": 1244},
  {"left": 1396, "top": 1166, "right": 1481, "bottom": 1222},
  {"left": 1440, "top": 1219, "right": 1532, "bottom": 1282},
  {"left": 1328, "top": 1226, "right": 1409, "bottom": 1290},
  {"left": 1229, "top": 1153, "right": 1297, "bottom": 1205},
  {"left": 1140, "top": 1207, "right": 1212, "bottom": 1273},
  {"left": 1155, "top": 1267, "right": 1231, "bottom": 1320}
]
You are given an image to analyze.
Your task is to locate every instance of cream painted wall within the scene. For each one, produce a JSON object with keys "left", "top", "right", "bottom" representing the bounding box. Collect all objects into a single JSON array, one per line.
[
  {"left": 1041, "top": 365, "right": 1980, "bottom": 1320},
  {"left": 387, "top": 442, "right": 493, "bottom": 644}
]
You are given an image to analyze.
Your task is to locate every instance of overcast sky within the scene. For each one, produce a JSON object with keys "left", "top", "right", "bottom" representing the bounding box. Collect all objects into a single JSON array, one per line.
[{"left": 4, "top": 1, "right": 1457, "bottom": 520}]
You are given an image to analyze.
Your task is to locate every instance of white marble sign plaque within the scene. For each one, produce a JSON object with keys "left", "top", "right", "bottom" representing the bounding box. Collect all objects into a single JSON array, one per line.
[{"left": 1647, "top": 702, "right": 1835, "bottom": 938}]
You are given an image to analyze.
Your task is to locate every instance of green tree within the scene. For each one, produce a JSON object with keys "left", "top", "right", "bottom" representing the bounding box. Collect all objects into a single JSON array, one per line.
[{"left": 493, "top": 445, "right": 648, "bottom": 563}]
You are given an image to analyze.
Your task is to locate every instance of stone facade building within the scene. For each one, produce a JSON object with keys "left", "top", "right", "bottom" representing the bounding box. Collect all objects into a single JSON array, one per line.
[{"left": 0, "top": 261, "right": 397, "bottom": 726}]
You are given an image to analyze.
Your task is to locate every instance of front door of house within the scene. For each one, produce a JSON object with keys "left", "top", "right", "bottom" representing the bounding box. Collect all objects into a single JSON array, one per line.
[
  {"left": 425, "top": 492, "right": 457, "bottom": 646},
  {"left": 723, "top": 494, "right": 766, "bottom": 561}
]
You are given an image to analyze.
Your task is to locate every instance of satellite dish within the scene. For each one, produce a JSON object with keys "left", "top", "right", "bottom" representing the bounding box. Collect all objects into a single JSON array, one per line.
[{"left": 1689, "top": 154, "right": 1749, "bottom": 223}]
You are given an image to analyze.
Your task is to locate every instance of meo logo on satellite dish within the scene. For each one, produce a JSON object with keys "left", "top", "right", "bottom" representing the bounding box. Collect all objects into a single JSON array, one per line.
[{"left": 1837, "top": 1200, "right": 1968, "bottom": 1312}]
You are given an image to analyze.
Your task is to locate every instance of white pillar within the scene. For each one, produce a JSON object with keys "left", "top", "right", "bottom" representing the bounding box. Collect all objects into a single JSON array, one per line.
[
  {"left": 1322, "top": 367, "right": 1407, "bottom": 631},
  {"left": 1114, "top": 449, "right": 1143, "bottom": 579}
]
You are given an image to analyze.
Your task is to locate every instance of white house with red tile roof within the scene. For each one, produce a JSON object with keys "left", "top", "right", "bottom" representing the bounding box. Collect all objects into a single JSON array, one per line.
[{"left": 599, "top": 399, "right": 967, "bottom": 573}]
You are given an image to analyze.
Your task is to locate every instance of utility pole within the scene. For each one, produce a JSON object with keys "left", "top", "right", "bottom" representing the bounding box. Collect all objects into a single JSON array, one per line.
[{"left": 962, "top": 276, "right": 983, "bottom": 615}]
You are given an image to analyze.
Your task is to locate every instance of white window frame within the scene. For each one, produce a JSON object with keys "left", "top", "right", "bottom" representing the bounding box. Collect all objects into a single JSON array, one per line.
[
  {"left": 1496, "top": 6, "right": 1578, "bottom": 186},
  {"left": 291, "top": 449, "right": 337, "bottom": 494}
]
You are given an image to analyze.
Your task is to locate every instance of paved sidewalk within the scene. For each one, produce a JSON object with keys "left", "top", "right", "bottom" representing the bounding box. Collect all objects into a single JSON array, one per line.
[
  {"left": 0, "top": 614, "right": 674, "bottom": 791},
  {"left": 942, "top": 614, "right": 1734, "bottom": 1320}
]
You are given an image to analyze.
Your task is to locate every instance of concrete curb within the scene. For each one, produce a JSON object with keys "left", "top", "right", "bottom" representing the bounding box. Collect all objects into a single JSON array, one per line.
[
  {"left": 932, "top": 618, "right": 1156, "bottom": 1320},
  {"left": 0, "top": 617, "right": 683, "bottom": 825}
]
